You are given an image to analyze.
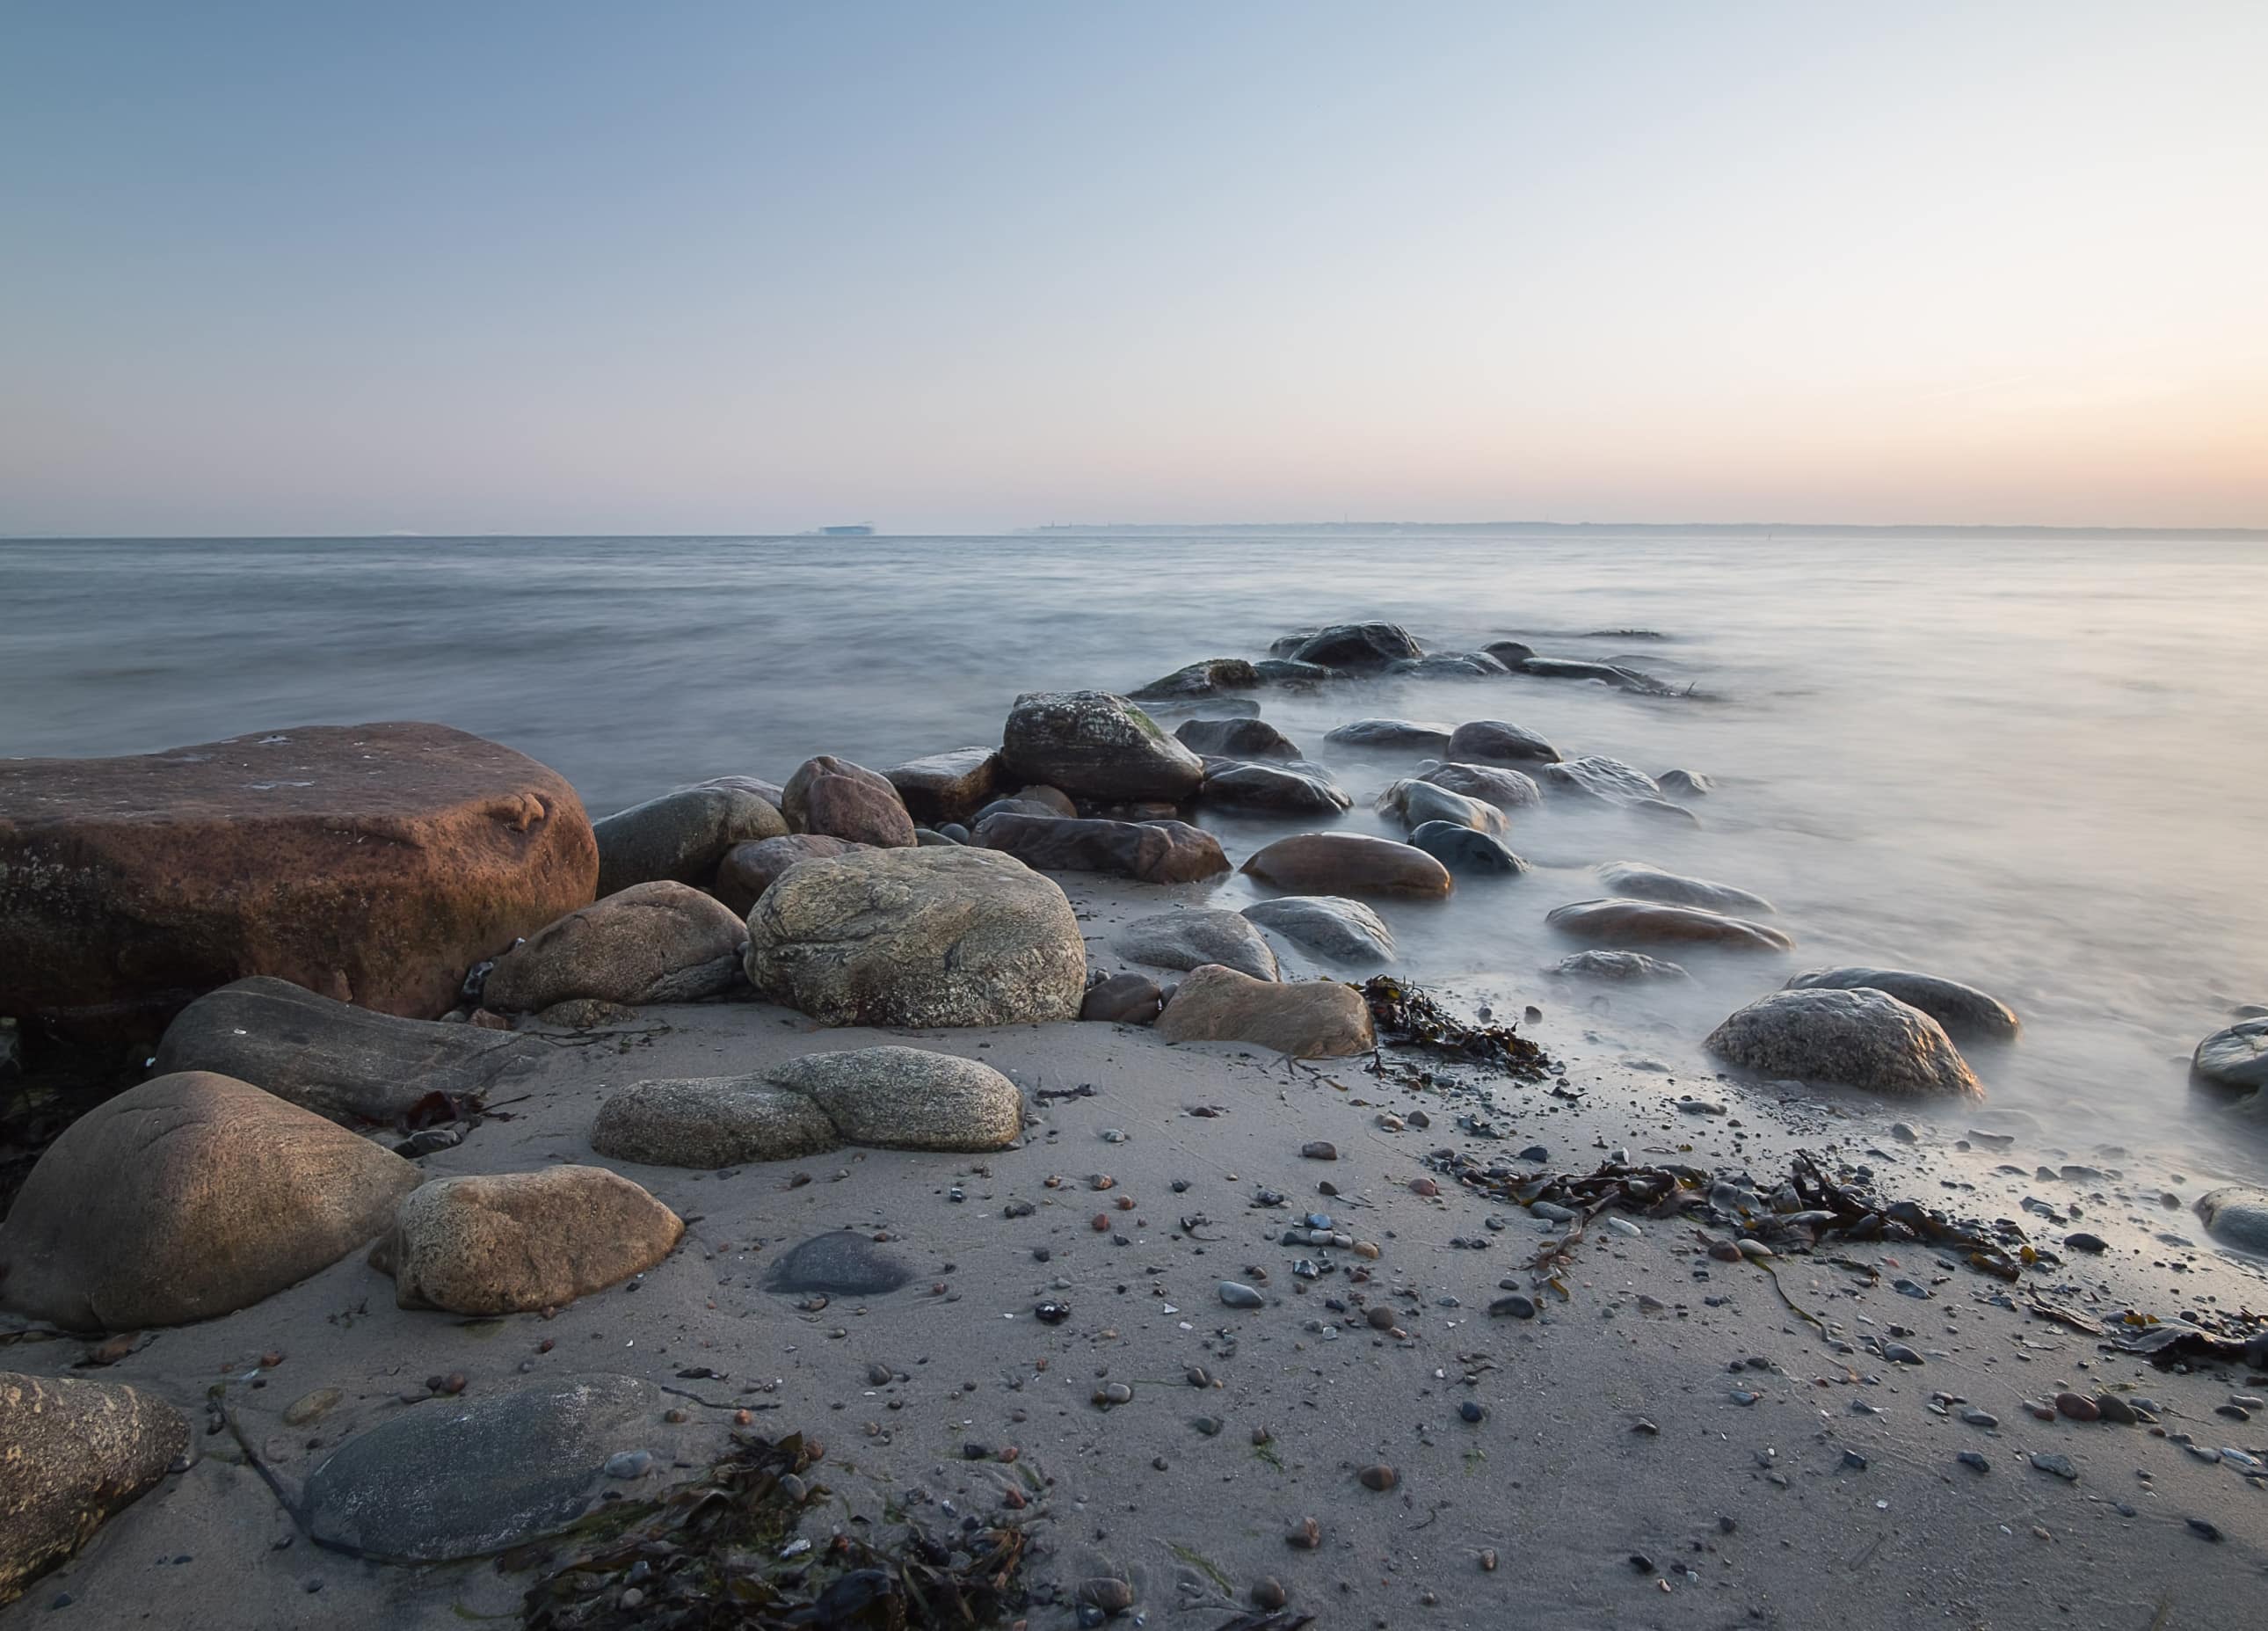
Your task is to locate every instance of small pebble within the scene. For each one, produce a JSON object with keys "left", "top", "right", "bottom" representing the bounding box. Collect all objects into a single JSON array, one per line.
[
  {"left": 1488, "top": 1294, "right": 1537, "bottom": 1321},
  {"left": 1218, "top": 1281, "right": 1264, "bottom": 1309},
  {"left": 603, "top": 1450, "right": 652, "bottom": 1480},
  {"left": 1288, "top": 1518, "right": 1320, "bottom": 1549},
  {"left": 1958, "top": 1451, "right": 1989, "bottom": 1473},
  {"left": 2055, "top": 1392, "right": 2099, "bottom": 1423},
  {"left": 1458, "top": 1401, "right": 1487, "bottom": 1424},
  {"left": 1301, "top": 1141, "right": 1338, "bottom": 1161},
  {"left": 2030, "top": 1452, "right": 2078, "bottom": 1482},
  {"left": 1358, "top": 1464, "right": 1398, "bottom": 1491},
  {"left": 1250, "top": 1578, "right": 1288, "bottom": 1610}
]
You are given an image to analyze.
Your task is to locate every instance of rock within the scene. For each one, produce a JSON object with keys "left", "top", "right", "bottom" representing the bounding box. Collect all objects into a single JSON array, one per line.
[
  {"left": 483, "top": 880, "right": 745, "bottom": 1011},
  {"left": 1240, "top": 896, "right": 1396, "bottom": 965},
  {"left": 1114, "top": 908, "right": 1281, "bottom": 980},
  {"left": 302, "top": 1375, "right": 664, "bottom": 1561},
  {"left": 1129, "top": 659, "right": 1261, "bottom": 702},
  {"left": 1444, "top": 719, "right": 1560, "bottom": 765},
  {"left": 0, "top": 1072, "right": 419, "bottom": 1330},
  {"left": 151, "top": 974, "right": 541, "bottom": 1125},
  {"left": 998, "top": 691, "right": 1204, "bottom": 804},
  {"left": 1378, "top": 779, "right": 1508, "bottom": 836},
  {"left": 1254, "top": 658, "right": 1336, "bottom": 685},
  {"left": 1218, "top": 1281, "right": 1265, "bottom": 1308},
  {"left": 883, "top": 748, "right": 1001, "bottom": 827},
  {"left": 1595, "top": 861, "right": 1773, "bottom": 917},
  {"left": 767, "top": 1232, "right": 912, "bottom": 1296},
  {"left": 282, "top": 1388, "right": 343, "bottom": 1427},
  {"left": 713, "top": 834, "right": 869, "bottom": 915},
  {"left": 1407, "top": 822, "right": 1528, "bottom": 876},
  {"left": 2093, "top": 1394, "right": 2137, "bottom": 1425},
  {"left": 915, "top": 828, "right": 959, "bottom": 846},
  {"left": 1706, "top": 988, "right": 1982, "bottom": 1097},
  {"left": 973, "top": 812, "right": 1229, "bottom": 885},
  {"left": 1785, "top": 967, "right": 2019, "bottom": 1041},
  {"left": 373, "top": 1166, "right": 683, "bottom": 1314},
  {"left": 0, "top": 1373, "right": 187, "bottom": 1606},
  {"left": 1480, "top": 640, "right": 1535, "bottom": 666},
  {"left": 1547, "top": 898, "right": 1790, "bottom": 950},
  {"left": 1196, "top": 760, "right": 1350, "bottom": 814},
  {"left": 2055, "top": 1392, "right": 2100, "bottom": 1422},
  {"left": 1516, "top": 656, "right": 1683, "bottom": 696},
  {"left": 780, "top": 756, "right": 918, "bottom": 848},
  {"left": 1174, "top": 717, "right": 1301, "bottom": 761},
  {"left": 1242, "top": 834, "right": 1453, "bottom": 899},
  {"left": 0, "top": 723, "right": 597, "bottom": 1035},
  {"left": 2192, "top": 1016, "right": 2268, "bottom": 1092},
  {"left": 1550, "top": 950, "right": 1692, "bottom": 982},
  {"left": 2029, "top": 1452, "right": 2078, "bottom": 1482},
  {"left": 1658, "top": 769, "right": 1713, "bottom": 797},
  {"left": 1155, "top": 965, "right": 1375, "bottom": 1058},
  {"left": 1075, "top": 1576, "right": 1137, "bottom": 1613},
  {"left": 1281, "top": 623, "right": 1423, "bottom": 670},
  {"left": 1388, "top": 652, "right": 1508, "bottom": 679},
  {"left": 2195, "top": 1187, "right": 2268, "bottom": 1254},
  {"left": 1541, "top": 755, "right": 1671, "bottom": 806},
  {"left": 764, "top": 1046, "right": 1024, "bottom": 1151},
  {"left": 1414, "top": 761, "right": 1543, "bottom": 812},
  {"left": 1081, "top": 972, "right": 1165, "bottom": 1023},
  {"left": 744, "top": 846, "right": 1085, "bottom": 1027},
  {"left": 1322, "top": 718, "right": 1453, "bottom": 752},
  {"left": 592, "top": 783, "right": 785, "bottom": 897},
  {"left": 591, "top": 1076, "right": 840, "bottom": 1168}
]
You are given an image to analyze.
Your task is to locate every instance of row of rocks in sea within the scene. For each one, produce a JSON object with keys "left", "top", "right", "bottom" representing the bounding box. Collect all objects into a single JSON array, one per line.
[{"left": 1128, "top": 619, "right": 1693, "bottom": 698}]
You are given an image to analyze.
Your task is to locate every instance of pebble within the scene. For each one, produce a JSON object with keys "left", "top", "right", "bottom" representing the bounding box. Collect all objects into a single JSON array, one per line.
[
  {"left": 1890, "top": 1123, "right": 1918, "bottom": 1143},
  {"left": 1358, "top": 1464, "right": 1399, "bottom": 1491},
  {"left": 603, "top": 1450, "right": 652, "bottom": 1480},
  {"left": 1075, "top": 1577, "right": 1136, "bottom": 1613},
  {"left": 1458, "top": 1401, "right": 1487, "bottom": 1424},
  {"left": 1409, "top": 1177, "right": 1440, "bottom": 1198},
  {"left": 1036, "top": 1301, "right": 1071, "bottom": 1324},
  {"left": 1301, "top": 1141, "right": 1338, "bottom": 1161},
  {"left": 2187, "top": 1518, "right": 2223, "bottom": 1541},
  {"left": 867, "top": 1363, "right": 893, "bottom": 1386},
  {"left": 1288, "top": 1518, "right": 1321, "bottom": 1549},
  {"left": 1193, "top": 1416, "right": 1224, "bottom": 1437},
  {"left": 1094, "top": 1383, "right": 1133, "bottom": 1407},
  {"left": 2030, "top": 1452, "right": 2078, "bottom": 1482},
  {"left": 1488, "top": 1293, "right": 1537, "bottom": 1321},
  {"left": 1218, "top": 1281, "right": 1264, "bottom": 1308},
  {"left": 2055, "top": 1392, "right": 2100, "bottom": 1423},
  {"left": 1842, "top": 1450, "right": 1868, "bottom": 1471},
  {"left": 282, "top": 1388, "right": 342, "bottom": 1428},
  {"left": 1367, "top": 1306, "right": 1400, "bottom": 1331},
  {"left": 2213, "top": 1403, "right": 2250, "bottom": 1421},
  {"left": 1606, "top": 1217, "right": 1641, "bottom": 1238},
  {"left": 1707, "top": 1242, "right": 1743, "bottom": 1263},
  {"left": 1957, "top": 1451, "right": 1989, "bottom": 1473},
  {"left": 1479, "top": 1547, "right": 1498, "bottom": 1571},
  {"left": 2063, "top": 1232, "right": 2109, "bottom": 1253},
  {"left": 1962, "top": 1409, "right": 1998, "bottom": 1428},
  {"left": 1730, "top": 1390, "right": 1761, "bottom": 1406},
  {"left": 1250, "top": 1578, "right": 1288, "bottom": 1610},
  {"left": 1882, "top": 1343, "right": 1924, "bottom": 1365},
  {"left": 2093, "top": 1394, "right": 2137, "bottom": 1425}
]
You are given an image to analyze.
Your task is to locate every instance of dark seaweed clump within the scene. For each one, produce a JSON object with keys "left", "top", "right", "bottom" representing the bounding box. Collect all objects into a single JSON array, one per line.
[{"left": 1360, "top": 975, "right": 1552, "bottom": 1081}]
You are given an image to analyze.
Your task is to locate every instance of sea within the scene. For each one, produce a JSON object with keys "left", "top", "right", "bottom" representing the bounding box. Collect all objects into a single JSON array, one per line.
[{"left": 4, "top": 528, "right": 2264, "bottom": 1194}]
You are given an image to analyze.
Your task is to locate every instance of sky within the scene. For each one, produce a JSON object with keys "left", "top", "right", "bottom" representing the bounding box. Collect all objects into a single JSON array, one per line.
[{"left": 3, "top": 1, "right": 2263, "bottom": 535}]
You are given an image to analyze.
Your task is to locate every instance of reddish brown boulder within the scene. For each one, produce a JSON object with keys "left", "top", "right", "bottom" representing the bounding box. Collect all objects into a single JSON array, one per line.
[
  {"left": 1240, "top": 833, "right": 1453, "bottom": 899},
  {"left": 781, "top": 756, "right": 917, "bottom": 848},
  {"left": 0, "top": 724, "right": 596, "bottom": 1036},
  {"left": 714, "top": 834, "right": 870, "bottom": 915},
  {"left": 972, "top": 812, "right": 1229, "bottom": 885},
  {"left": 885, "top": 747, "right": 1002, "bottom": 826}
]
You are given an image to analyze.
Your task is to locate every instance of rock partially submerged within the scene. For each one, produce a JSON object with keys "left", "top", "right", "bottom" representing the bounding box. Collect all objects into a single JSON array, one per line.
[
  {"left": 1241, "top": 895, "right": 1397, "bottom": 965},
  {"left": 373, "top": 1166, "right": 683, "bottom": 1314},
  {"left": 1113, "top": 907, "right": 1281, "bottom": 981},
  {"left": 1551, "top": 950, "right": 1692, "bottom": 982},
  {"left": 1323, "top": 718, "right": 1453, "bottom": 753},
  {"left": 1787, "top": 967, "right": 2020, "bottom": 1042},
  {"left": 152, "top": 973, "right": 542, "bottom": 1124},
  {"left": 1155, "top": 965, "right": 1376, "bottom": 1058},
  {"left": 999, "top": 691, "right": 1204, "bottom": 804},
  {"left": 884, "top": 747, "right": 1001, "bottom": 827},
  {"left": 744, "top": 847, "right": 1085, "bottom": 1027},
  {"left": 1414, "top": 760, "right": 1543, "bottom": 811},
  {"left": 483, "top": 880, "right": 745, "bottom": 1011},
  {"left": 1407, "top": 821, "right": 1528, "bottom": 875},
  {"left": 1517, "top": 655, "right": 1684, "bottom": 696},
  {"left": 1242, "top": 833, "right": 1454, "bottom": 899},
  {"left": 1445, "top": 719, "right": 1560, "bottom": 765},
  {"left": 973, "top": 812, "right": 1229, "bottom": 885},
  {"left": 1196, "top": 759, "right": 1350, "bottom": 814},
  {"left": 1597, "top": 861, "right": 1775, "bottom": 917},
  {"left": 1174, "top": 717, "right": 1302, "bottom": 761},
  {"left": 1129, "top": 658, "right": 1261, "bottom": 702},
  {"left": 0, "top": 1071, "right": 419, "bottom": 1330},
  {"left": 1548, "top": 898, "right": 1791, "bottom": 951},
  {"left": 0, "top": 1372, "right": 188, "bottom": 1606},
  {"left": 1378, "top": 778, "right": 1508, "bottom": 836},
  {"left": 1276, "top": 622, "right": 1423, "bottom": 671},
  {"left": 1706, "top": 988, "right": 1981, "bottom": 1097},
  {"left": 2192, "top": 1016, "right": 2268, "bottom": 1093},
  {"left": 592, "top": 781, "right": 785, "bottom": 898},
  {"left": 0, "top": 722, "right": 596, "bottom": 1034}
]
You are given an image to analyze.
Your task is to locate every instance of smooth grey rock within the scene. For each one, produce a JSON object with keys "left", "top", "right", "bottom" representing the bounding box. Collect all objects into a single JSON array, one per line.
[
  {"left": 1323, "top": 717, "right": 1453, "bottom": 752},
  {"left": 1550, "top": 950, "right": 1691, "bottom": 982},
  {"left": 1281, "top": 623, "right": 1423, "bottom": 671},
  {"left": 593, "top": 783, "right": 785, "bottom": 898},
  {"left": 1407, "top": 821, "right": 1528, "bottom": 876},
  {"left": 1598, "top": 862, "right": 1775, "bottom": 918},
  {"left": 484, "top": 881, "right": 745, "bottom": 1011},
  {"left": 999, "top": 691, "right": 1204, "bottom": 804},
  {"left": 767, "top": 1232, "right": 912, "bottom": 1296},
  {"left": 2193, "top": 1017, "right": 2268, "bottom": 1092},
  {"left": 1254, "top": 658, "right": 1336, "bottom": 685},
  {"left": 1174, "top": 717, "right": 1302, "bottom": 761},
  {"left": 1, "top": 1373, "right": 187, "bottom": 1605},
  {"left": 153, "top": 975, "right": 540, "bottom": 1125},
  {"left": 1387, "top": 652, "right": 1507, "bottom": 679},
  {"left": 1658, "top": 768, "right": 1713, "bottom": 797},
  {"left": 1414, "top": 760, "right": 1542, "bottom": 811},
  {"left": 1197, "top": 759, "right": 1350, "bottom": 815},
  {"left": 1129, "top": 659, "right": 1261, "bottom": 702},
  {"left": 2196, "top": 1187, "right": 2268, "bottom": 1255},
  {"left": 1787, "top": 967, "right": 2019, "bottom": 1042},
  {"left": 1547, "top": 898, "right": 1791, "bottom": 951},
  {"left": 1707, "top": 988, "right": 1981, "bottom": 1097},
  {"left": 1113, "top": 907, "right": 1281, "bottom": 981},
  {"left": 764, "top": 1046, "right": 1024, "bottom": 1151},
  {"left": 591, "top": 1076, "right": 840, "bottom": 1168},
  {"left": 1516, "top": 656, "right": 1683, "bottom": 696},
  {"left": 1378, "top": 778, "right": 1508, "bottom": 836},
  {"left": 1445, "top": 719, "right": 1560, "bottom": 765},
  {"left": 1241, "top": 896, "right": 1397, "bottom": 965},
  {"left": 1218, "top": 1280, "right": 1266, "bottom": 1308},
  {"left": 1542, "top": 755, "right": 1670, "bottom": 806},
  {"left": 303, "top": 1376, "right": 665, "bottom": 1561}
]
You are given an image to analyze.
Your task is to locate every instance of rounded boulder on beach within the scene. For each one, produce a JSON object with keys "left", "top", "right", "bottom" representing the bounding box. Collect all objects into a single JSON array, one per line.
[
  {"left": 1155, "top": 964, "right": 1376, "bottom": 1058},
  {"left": 1706, "top": 987, "right": 1982, "bottom": 1097},
  {"left": 1241, "top": 833, "right": 1453, "bottom": 899}
]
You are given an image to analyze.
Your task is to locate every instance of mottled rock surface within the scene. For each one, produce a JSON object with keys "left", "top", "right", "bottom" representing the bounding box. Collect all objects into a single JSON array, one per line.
[
  {"left": 483, "top": 880, "right": 745, "bottom": 1011},
  {"left": 781, "top": 755, "right": 918, "bottom": 848},
  {"left": 0, "top": 1372, "right": 187, "bottom": 1605},
  {"left": 1241, "top": 833, "right": 1453, "bottom": 899},
  {"left": 590, "top": 1076, "right": 839, "bottom": 1168},
  {"left": 713, "top": 834, "right": 869, "bottom": 915},
  {"left": 1547, "top": 898, "right": 1791, "bottom": 951},
  {"left": 1113, "top": 907, "right": 1281, "bottom": 980},
  {"left": 884, "top": 747, "right": 1001, "bottom": 826},
  {"left": 592, "top": 782, "right": 784, "bottom": 897},
  {"left": 765, "top": 1046, "right": 1024, "bottom": 1151},
  {"left": 1241, "top": 895, "right": 1397, "bottom": 965},
  {"left": 374, "top": 1166, "right": 683, "bottom": 1314},
  {"left": 999, "top": 691, "right": 1204, "bottom": 804},
  {"left": 1786, "top": 966, "right": 2019, "bottom": 1041},
  {"left": 1155, "top": 965, "right": 1376, "bottom": 1058},
  {"left": 973, "top": 812, "right": 1229, "bottom": 885},
  {"left": 1706, "top": 987, "right": 1981, "bottom": 1097}
]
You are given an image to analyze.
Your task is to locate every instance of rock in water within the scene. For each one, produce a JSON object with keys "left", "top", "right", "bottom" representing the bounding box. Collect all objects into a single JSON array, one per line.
[
  {"left": 1658, "top": 768, "right": 1713, "bottom": 797},
  {"left": 1241, "top": 896, "right": 1397, "bottom": 965},
  {"left": 1174, "top": 717, "right": 1302, "bottom": 761},
  {"left": 1445, "top": 719, "right": 1561, "bottom": 765},
  {"left": 764, "top": 1046, "right": 1025, "bottom": 1151},
  {"left": 1129, "top": 658, "right": 1262, "bottom": 702},
  {"left": 767, "top": 1232, "right": 912, "bottom": 1296},
  {"left": 744, "top": 847, "right": 1085, "bottom": 1027},
  {"left": 1389, "top": 652, "right": 1508, "bottom": 679},
  {"left": 152, "top": 974, "right": 541, "bottom": 1125},
  {"left": 1322, "top": 718, "right": 1455, "bottom": 752},
  {"left": 1551, "top": 950, "right": 1692, "bottom": 982},
  {"left": 712, "top": 834, "right": 869, "bottom": 915},
  {"left": 2192, "top": 1017, "right": 2268, "bottom": 1092},
  {"left": 1541, "top": 756, "right": 1677, "bottom": 807},
  {"left": 0, "top": 1373, "right": 186, "bottom": 1605},
  {"left": 592, "top": 782, "right": 785, "bottom": 898},
  {"left": 884, "top": 747, "right": 1002, "bottom": 827},
  {"left": 1785, "top": 966, "right": 2019, "bottom": 1041},
  {"left": 591, "top": 1076, "right": 840, "bottom": 1168},
  {"left": 1114, "top": 908, "right": 1281, "bottom": 980},
  {"left": 483, "top": 880, "right": 745, "bottom": 1011},
  {"left": 1281, "top": 623, "right": 1424, "bottom": 671},
  {"left": 1407, "top": 821, "right": 1528, "bottom": 876},
  {"left": 972, "top": 812, "right": 1229, "bottom": 884},
  {"left": 1196, "top": 760, "right": 1351, "bottom": 814},
  {"left": 0, "top": 722, "right": 596, "bottom": 1035},
  {"left": 2195, "top": 1187, "right": 2268, "bottom": 1255},
  {"left": 1596, "top": 861, "right": 1775, "bottom": 917},
  {"left": 1706, "top": 988, "right": 1982, "bottom": 1097},
  {"left": 999, "top": 691, "right": 1204, "bottom": 804},
  {"left": 1415, "top": 761, "right": 1543, "bottom": 811},
  {"left": 1080, "top": 972, "right": 1166, "bottom": 1023},
  {"left": 1546, "top": 898, "right": 1791, "bottom": 951},
  {"left": 0, "top": 1072, "right": 419, "bottom": 1330},
  {"left": 374, "top": 1167, "right": 683, "bottom": 1314},
  {"left": 1155, "top": 965, "right": 1376, "bottom": 1058},
  {"left": 1516, "top": 656, "right": 1683, "bottom": 696},
  {"left": 1242, "top": 834, "right": 1453, "bottom": 899},
  {"left": 780, "top": 755, "right": 919, "bottom": 848},
  {"left": 302, "top": 1376, "right": 665, "bottom": 1562},
  {"left": 1378, "top": 779, "right": 1508, "bottom": 836}
]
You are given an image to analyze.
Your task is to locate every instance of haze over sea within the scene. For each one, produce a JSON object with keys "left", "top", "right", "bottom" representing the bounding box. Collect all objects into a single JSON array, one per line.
[{"left": 6, "top": 526, "right": 2264, "bottom": 1189}]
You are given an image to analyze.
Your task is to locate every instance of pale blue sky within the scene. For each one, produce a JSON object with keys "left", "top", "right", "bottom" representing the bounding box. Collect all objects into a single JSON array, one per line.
[{"left": 4, "top": 1, "right": 2262, "bottom": 534}]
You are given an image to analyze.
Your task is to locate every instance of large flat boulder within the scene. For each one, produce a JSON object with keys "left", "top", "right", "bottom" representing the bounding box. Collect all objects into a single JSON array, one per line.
[
  {"left": 0, "top": 1072, "right": 419, "bottom": 1330},
  {"left": 1546, "top": 898, "right": 1790, "bottom": 951},
  {"left": 1598, "top": 861, "right": 1775, "bottom": 917},
  {"left": 1543, "top": 756, "right": 1696, "bottom": 823},
  {"left": 1130, "top": 659, "right": 1262, "bottom": 702},
  {"left": 766, "top": 1046, "right": 1024, "bottom": 1151},
  {"left": 1706, "top": 988, "right": 1981, "bottom": 1097},
  {"left": 1241, "top": 833, "right": 1453, "bottom": 899},
  {"left": 1323, "top": 718, "right": 1453, "bottom": 753},
  {"left": 1155, "top": 965, "right": 1375, "bottom": 1058},
  {"left": 0, "top": 723, "right": 596, "bottom": 1035},
  {"left": 973, "top": 812, "right": 1229, "bottom": 885},
  {"left": 1000, "top": 691, "right": 1204, "bottom": 804},
  {"left": 781, "top": 755, "right": 918, "bottom": 848},
  {"left": 483, "top": 880, "right": 745, "bottom": 1012},
  {"left": 1241, "top": 896, "right": 1396, "bottom": 965},
  {"left": 1, "top": 1373, "right": 187, "bottom": 1606},
  {"left": 302, "top": 1376, "right": 666, "bottom": 1562},
  {"left": 152, "top": 974, "right": 542, "bottom": 1124},
  {"left": 1786, "top": 966, "right": 2018, "bottom": 1041},
  {"left": 744, "top": 846, "right": 1085, "bottom": 1027},
  {"left": 1277, "top": 623, "right": 1423, "bottom": 671},
  {"left": 885, "top": 747, "right": 1002, "bottom": 826},
  {"left": 592, "top": 782, "right": 785, "bottom": 898},
  {"left": 1196, "top": 760, "right": 1351, "bottom": 815},
  {"left": 1114, "top": 907, "right": 1280, "bottom": 980},
  {"left": 373, "top": 1166, "right": 682, "bottom": 1314}
]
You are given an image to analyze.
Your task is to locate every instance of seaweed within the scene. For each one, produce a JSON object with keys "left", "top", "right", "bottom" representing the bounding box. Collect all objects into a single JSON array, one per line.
[{"left": 1359, "top": 977, "right": 1552, "bottom": 1082}]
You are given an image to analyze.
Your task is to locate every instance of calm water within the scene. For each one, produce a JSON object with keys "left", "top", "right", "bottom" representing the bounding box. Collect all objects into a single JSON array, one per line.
[{"left": 5, "top": 531, "right": 2265, "bottom": 1186}]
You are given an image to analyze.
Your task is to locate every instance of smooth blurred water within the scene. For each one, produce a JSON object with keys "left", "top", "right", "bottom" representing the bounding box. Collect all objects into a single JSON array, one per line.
[{"left": 4, "top": 530, "right": 2264, "bottom": 1182}]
